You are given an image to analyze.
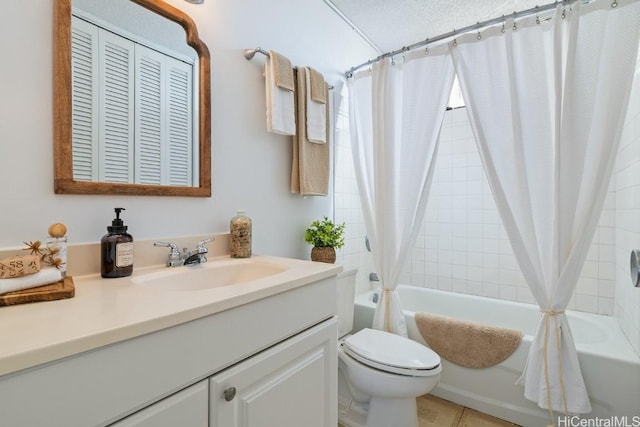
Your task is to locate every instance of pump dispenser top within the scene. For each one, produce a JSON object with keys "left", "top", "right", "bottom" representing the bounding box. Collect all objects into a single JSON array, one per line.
[{"left": 108, "top": 208, "right": 128, "bottom": 234}]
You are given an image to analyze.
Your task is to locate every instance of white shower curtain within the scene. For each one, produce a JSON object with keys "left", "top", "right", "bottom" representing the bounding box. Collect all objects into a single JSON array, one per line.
[
  {"left": 450, "top": 0, "right": 640, "bottom": 414},
  {"left": 348, "top": 48, "right": 454, "bottom": 336}
]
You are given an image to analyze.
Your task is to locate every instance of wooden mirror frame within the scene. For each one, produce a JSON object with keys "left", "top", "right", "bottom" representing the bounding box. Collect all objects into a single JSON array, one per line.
[{"left": 53, "top": 0, "right": 211, "bottom": 196}]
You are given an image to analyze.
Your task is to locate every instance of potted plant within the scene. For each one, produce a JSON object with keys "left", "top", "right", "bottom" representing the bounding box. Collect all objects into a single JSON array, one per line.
[{"left": 304, "top": 216, "right": 345, "bottom": 263}]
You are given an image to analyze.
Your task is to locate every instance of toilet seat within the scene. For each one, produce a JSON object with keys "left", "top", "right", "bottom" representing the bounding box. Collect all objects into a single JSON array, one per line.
[{"left": 342, "top": 328, "right": 440, "bottom": 377}]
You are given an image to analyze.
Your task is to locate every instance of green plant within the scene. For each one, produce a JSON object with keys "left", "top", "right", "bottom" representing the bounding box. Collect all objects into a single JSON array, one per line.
[{"left": 304, "top": 217, "right": 345, "bottom": 248}]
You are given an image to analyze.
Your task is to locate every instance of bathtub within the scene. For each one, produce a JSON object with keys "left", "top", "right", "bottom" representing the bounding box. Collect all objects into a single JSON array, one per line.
[{"left": 353, "top": 285, "right": 640, "bottom": 426}]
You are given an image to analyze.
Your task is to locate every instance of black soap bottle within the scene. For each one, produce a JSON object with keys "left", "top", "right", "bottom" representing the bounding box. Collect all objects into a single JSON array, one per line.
[{"left": 101, "top": 208, "right": 134, "bottom": 278}]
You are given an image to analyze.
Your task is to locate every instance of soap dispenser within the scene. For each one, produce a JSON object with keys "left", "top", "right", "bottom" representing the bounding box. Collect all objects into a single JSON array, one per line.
[{"left": 101, "top": 208, "right": 134, "bottom": 278}]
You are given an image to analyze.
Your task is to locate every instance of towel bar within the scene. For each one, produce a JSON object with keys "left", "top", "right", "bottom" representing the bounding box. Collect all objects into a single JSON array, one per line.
[{"left": 244, "top": 47, "right": 334, "bottom": 90}]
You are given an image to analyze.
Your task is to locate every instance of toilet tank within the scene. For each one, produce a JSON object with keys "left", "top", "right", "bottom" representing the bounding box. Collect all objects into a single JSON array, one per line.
[{"left": 337, "top": 269, "right": 357, "bottom": 338}]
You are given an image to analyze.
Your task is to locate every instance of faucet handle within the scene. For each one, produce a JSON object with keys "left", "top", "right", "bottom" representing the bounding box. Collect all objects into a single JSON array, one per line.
[
  {"left": 154, "top": 241, "right": 182, "bottom": 267},
  {"left": 196, "top": 237, "right": 215, "bottom": 253}
]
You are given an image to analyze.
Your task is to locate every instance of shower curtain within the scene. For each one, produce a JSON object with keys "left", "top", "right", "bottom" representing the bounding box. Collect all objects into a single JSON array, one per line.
[
  {"left": 450, "top": 0, "right": 640, "bottom": 414},
  {"left": 348, "top": 48, "right": 454, "bottom": 336}
]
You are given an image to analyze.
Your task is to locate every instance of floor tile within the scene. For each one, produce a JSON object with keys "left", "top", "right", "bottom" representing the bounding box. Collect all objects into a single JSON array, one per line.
[
  {"left": 458, "top": 407, "right": 519, "bottom": 427},
  {"left": 418, "top": 394, "right": 464, "bottom": 427},
  {"left": 338, "top": 394, "right": 519, "bottom": 427}
]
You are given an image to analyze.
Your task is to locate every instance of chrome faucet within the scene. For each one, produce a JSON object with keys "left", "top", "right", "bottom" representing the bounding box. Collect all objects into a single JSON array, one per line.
[{"left": 154, "top": 237, "right": 215, "bottom": 267}]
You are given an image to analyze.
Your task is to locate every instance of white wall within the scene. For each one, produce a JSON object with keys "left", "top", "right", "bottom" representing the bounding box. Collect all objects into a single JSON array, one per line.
[{"left": 0, "top": 0, "right": 376, "bottom": 259}]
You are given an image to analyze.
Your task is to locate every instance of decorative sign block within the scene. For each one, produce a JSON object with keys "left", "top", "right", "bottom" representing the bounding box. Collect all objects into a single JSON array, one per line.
[{"left": 0, "top": 255, "right": 41, "bottom": 279}]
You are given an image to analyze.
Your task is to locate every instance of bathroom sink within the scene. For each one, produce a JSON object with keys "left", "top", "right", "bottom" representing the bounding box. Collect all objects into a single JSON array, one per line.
[{"left": 132, "top": 258, "right": 288, "bottom": 291}]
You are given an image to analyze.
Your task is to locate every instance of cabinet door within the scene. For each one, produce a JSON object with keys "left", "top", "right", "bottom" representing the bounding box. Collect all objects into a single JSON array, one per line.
[
  {"left": 210, "top": 318, "right": 337, "bottom": 427},
  {"left": 110, "top": 380, "right": 208, "bottom": 427}
]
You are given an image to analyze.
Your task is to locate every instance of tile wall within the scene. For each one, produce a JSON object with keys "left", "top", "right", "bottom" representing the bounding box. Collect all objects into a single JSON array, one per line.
[{"left": 613, "top": 65, "right": 640, "bottom": 354}]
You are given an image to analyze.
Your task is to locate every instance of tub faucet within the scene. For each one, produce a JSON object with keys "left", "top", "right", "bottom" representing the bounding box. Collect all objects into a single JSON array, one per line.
[
  {"left": 183, "top": 237, "right": 214, "bottom": 265},
  {"left": 154, "top": 237, "right": 215, "bottom": 267}
]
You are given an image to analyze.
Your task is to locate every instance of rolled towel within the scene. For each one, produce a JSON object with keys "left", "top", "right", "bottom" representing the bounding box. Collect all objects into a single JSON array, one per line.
[
  {"left": 305, "top": 67, "right": 326, "bottom": 144},
  {"left": 0, "top": 267, "right": 63, "bottom": 295}
]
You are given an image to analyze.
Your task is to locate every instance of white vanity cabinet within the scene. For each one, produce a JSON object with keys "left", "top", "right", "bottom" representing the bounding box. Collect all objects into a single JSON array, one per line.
[{"left": 0, "top": 275, "right": 338, "bottom": 427}]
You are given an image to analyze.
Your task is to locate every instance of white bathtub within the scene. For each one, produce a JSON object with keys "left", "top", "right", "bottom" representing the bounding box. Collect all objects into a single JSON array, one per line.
[{"left": 353, "top": 285, "right": 640, "bottom": 426}]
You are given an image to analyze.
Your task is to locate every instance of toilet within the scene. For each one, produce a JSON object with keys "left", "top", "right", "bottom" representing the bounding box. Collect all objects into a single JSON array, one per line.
[{"left": 337, "top": 270, "right": 441, "bottom": 427}]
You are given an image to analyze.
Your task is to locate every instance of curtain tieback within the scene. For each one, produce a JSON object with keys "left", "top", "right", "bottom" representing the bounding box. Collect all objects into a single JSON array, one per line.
[
  {"left": 382, "top": 288, "right": 393, "bottom": 332},
  {"left": 540, "top": 309, "right": 569, "bottom": 425}
]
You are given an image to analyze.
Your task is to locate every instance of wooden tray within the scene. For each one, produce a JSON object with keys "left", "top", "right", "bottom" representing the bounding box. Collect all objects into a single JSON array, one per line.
[{"left": 0, "top": 276, "right": 75, "bottom": 306}]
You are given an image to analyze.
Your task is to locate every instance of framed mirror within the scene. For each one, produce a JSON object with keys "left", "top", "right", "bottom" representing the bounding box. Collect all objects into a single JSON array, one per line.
[{"left": 53, "top": 0, "right": 211, "bottom": 196}]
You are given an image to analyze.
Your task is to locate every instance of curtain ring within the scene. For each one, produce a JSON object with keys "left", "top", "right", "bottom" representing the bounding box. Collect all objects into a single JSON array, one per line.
[
  {"left": 452, "top": 28, "right": 457, "bottom": 47},
  {"left": 424, "top": 38, "right": 429, "bottom": 55},
  {"left": 611, "top": 0, "right": 617, "bottom": 6},
  {"left": 535, "top": 6, "right": 540, "bottom": 24},
  {"left": 512, "top": 11, "right": 517, "bottom": 31},
  {"left": 501, "top": 18, "right": 506, "bottom": 33},
  {"left": 476, "top": 23, "right": 482, "bottom": 40},
  {"left": 561, "top": 7, "right": 566, "bottom": 19}
]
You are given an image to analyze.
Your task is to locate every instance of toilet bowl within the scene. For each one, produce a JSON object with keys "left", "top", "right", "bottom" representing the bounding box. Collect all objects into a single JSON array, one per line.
[{"left": 337, "top": 270, "right": 441, "bottom": 427}]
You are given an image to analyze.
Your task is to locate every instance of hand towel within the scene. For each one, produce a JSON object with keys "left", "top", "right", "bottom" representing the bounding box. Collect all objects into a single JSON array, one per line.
[
  {"left": 269, "top": 50, "right": 294, "bottom": 91},
  {"left": 308, "top": 67, "right": 327, "bottom": 104},
  {"left": 265, "top": 51, "right": 295, "bottom": 135},
  {"left": 0, "top": 267, "right": 63, "bottom": 295},
  {"left": 291, "top": 67, "right": 330, "bottom": 196},
  {"left": 305, "top": 67, "right": 326, "bottom": 143}
]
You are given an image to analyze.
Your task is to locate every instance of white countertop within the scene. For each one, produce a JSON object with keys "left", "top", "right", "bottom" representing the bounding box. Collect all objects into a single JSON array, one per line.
[{"left": 0, "top": 255, "right": 341, "bottom": 377}]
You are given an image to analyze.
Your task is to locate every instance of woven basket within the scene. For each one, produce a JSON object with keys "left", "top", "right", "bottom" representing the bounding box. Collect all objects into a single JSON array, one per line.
[{"left": 310, "top": 246, "right": 336, "bottom": 264}]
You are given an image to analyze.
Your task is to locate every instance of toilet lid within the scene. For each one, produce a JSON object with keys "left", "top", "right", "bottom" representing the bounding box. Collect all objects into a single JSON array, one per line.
[{"left": 343, "top": 328, "right": 440, "bottom": 373}]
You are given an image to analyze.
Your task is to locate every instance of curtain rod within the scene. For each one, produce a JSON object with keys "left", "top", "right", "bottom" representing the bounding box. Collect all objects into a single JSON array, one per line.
[
  {"left": 345, "top": 0, "right": 592, "bottom": 77},
  {"left": 244, "top": 47, "right": 335, "bottom": 90}
]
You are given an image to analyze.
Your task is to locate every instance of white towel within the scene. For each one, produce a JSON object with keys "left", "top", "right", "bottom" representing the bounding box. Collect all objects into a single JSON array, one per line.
[
  {"left": 0, "top": 267, "right": 62, "bottom": 295},
  {"left": 305, "top": 67, "right": 326, "bottom": 143},
  {"left": 265, "top": 57, "right": 296, "bottom": 135}
]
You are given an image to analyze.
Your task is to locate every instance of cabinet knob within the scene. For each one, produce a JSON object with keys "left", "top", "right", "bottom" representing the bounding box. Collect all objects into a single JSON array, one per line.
[{"left": 223, "top": 387, "right": 236, "bottom": 402}]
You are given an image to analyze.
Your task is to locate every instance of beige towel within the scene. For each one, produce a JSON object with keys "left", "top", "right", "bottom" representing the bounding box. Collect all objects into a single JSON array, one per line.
[
  {"left": 415, "top": 312, "right": 523, "bottom": 368},
  {"left": 305, "top": 67, "right": 327, "bottom": 144},
  {"left": 265, "top": 51, "right": 295, "bottom": 135},
  {"left": 268, "top": 50, "right": 294, "bottom": 91},
  {"left": 291, "top": 67, "right": 330, "bottom": 196},
  {"left": 308, "top": 67, "right": 327, "bottom": 104}
]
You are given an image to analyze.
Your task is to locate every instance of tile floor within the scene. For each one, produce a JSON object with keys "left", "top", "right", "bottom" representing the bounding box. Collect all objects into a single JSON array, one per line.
[{"left": 339, "top": 394, "right": 520, "bottom": 427}]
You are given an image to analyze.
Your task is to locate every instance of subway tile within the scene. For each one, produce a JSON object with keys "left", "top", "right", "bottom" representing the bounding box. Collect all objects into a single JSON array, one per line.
[
  {"left": 483, "top": 253, "right": 500, "bottom": 268},
  {"left": 577, "top": 277, "right": 599, "bottom": 296},
  {"left": 482, "top": 282, "right": 500, "bottom": 298},
  {"left": 499, "top": 285, "right": 517, "bottom": 301},
  {"left": 452, "top": 279, "right": 468, "bottom": 293},
  {"left": 438, "top": 276, "right": 453, "bottom": 291},
  {"left": 467, "top": 281, "right": 483, "bottom": 296},
  {"left": 576, "top": 294, "right": 598, "bottom": 313}
]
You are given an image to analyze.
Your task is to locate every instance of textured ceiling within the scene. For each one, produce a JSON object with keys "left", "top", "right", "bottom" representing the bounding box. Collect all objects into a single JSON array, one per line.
[{"left": 327, "top": 0, "right": 544, "bottom": 54}]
